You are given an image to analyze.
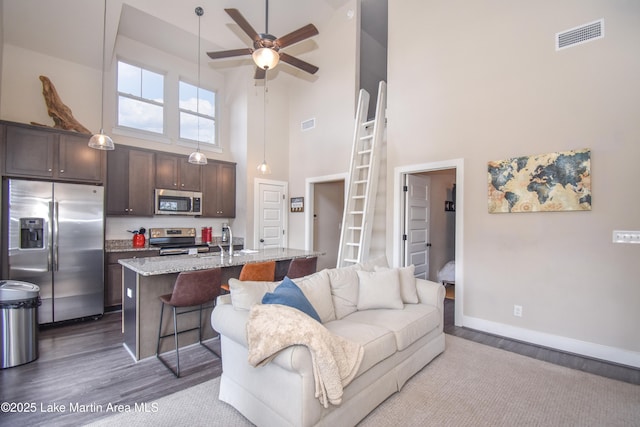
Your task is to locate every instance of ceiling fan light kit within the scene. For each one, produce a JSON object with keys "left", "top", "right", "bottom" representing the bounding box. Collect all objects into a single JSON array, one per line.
[{"left": 252, "top": 47, "right": 280, "bottom": 70}]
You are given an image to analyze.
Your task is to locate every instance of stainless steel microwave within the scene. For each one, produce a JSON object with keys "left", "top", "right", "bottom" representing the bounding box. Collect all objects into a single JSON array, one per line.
[{"left": 155, "top": 189, "right": 202, "bottom": 216}]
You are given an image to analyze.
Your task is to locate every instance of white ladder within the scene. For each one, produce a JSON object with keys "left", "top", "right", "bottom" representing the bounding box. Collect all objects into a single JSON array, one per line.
[{"left": 337, "top": 81, "right": 386, "bottom": 267}]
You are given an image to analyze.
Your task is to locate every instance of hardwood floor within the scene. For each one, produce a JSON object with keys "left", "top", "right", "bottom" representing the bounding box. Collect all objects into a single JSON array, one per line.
[
  {"left": 0, "top": 312, "right": 221, "bottom": 426},
  {"left": 1, "top": 300, "right": 637, "bottom": 426}
]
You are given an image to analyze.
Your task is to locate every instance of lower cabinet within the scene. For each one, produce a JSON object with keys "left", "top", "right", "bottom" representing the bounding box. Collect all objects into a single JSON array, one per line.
[{"left": 105, "top": 250, "right": 158, "bottom": 309}]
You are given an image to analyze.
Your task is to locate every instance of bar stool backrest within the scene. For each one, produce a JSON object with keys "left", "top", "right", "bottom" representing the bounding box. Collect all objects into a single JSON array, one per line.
[{"left": 167, "top": 268, "right": 221, "bottom": 307}]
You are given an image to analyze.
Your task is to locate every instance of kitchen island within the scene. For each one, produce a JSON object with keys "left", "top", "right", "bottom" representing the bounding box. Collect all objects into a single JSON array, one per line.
[{"left": 119, "top": 248, "right": 323, "bottom": 361}]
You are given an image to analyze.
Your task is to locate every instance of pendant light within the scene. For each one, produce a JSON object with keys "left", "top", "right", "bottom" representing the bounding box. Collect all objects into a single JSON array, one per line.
[
  {"left": 257, "top": 72, "right": 271, "bottom": 175},
  {"left": 88, "top": 0, "right": 115, "bottom": 150},
  {"left": 188, "top": 6, "right": 208, "bottom": 165}
]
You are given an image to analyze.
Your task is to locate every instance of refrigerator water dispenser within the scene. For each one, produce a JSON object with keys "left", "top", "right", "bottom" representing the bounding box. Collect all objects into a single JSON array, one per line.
[{"left": 20, "top": 218, "right": 44, "bottom": 249}]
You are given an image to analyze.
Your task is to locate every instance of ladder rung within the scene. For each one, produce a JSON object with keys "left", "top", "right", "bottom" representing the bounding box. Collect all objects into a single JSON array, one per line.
[
  {"left": 343, "top": 258, "right": 359, "bottom": 264},
  {"left": 360, "top": 135, "right": 373, "bottom": 141},
  {"left": 346, "top": 243, "right": 360, "bottom": 247},
  {"left": 356, "top": 165, "right": 369, "bottom": 170},
  {"left": 352, "top": 195, "right": 365, "bottom": 199},
  {"left": 348, "top": 226, "right": 363, "bottom": 231},
  {"left": 363, "top": 120, "right": 375, "bottom": 127},
  {"left": 353, "top": 180, "right": 367, "bottom": 184},
  {"left": 350, "top": 210, "right": 364, "bottom": 215}
]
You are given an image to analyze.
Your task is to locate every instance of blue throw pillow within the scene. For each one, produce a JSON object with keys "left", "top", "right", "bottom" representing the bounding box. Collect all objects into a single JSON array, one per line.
[{"left": 262, "top": 277, "right": 321, "bottom": 322}]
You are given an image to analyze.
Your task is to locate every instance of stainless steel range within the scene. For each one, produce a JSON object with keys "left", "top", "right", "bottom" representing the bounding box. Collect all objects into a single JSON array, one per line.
[{"left": 148, "top": 228, "right": 209, "bottom": 255}]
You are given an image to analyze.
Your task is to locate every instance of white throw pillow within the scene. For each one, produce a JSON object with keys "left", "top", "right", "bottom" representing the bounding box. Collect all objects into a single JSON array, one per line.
[
  {"left": 356, "top": 268, "right": 403, "bottom": 310},
  {"left": 327, "top": 265, "right": 361, "bottom": 319},
  {"left": 375, "top": 265, "right": 419, "bottom": 304},
  {"left": 228, "top": 278, "right": 278, "bottom": 311},
  {"left": 292, "top": 270, "right": 336, "bottom": 323}
]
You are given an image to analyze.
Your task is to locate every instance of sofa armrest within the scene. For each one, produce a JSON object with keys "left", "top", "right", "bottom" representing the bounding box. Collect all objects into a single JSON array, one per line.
[
  {"left": 416, "top": 278, "right": 445, "bottom": 313},
  {"left": 211, "top": 304, "right": 250, "bottom": 347},
  {"left": 211, "top": 304, "right": 314, "bottom": 375}
]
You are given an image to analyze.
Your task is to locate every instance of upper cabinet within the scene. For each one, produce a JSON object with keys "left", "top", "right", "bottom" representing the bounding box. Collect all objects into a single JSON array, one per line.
[
  {"left": 2, "top": 122, "right": 105, "bottom": 183},
  {"left": 106, "top": 147, "right": 155, "bottom": 216},
  {"left": 202, "top": 161, "right": 236, "bottom": 218},
  {"left": 155, "top": 153, "right": 201, "bottom": 191}
]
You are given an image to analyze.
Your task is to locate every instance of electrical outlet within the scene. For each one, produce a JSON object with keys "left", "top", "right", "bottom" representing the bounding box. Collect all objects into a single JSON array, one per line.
[{"left": 513, "top": 305, "right": 523, "bottom": 317}]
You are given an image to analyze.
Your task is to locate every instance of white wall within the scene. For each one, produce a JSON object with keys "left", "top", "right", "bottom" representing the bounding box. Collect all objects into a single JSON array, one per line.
[
  {"left": 287, "top": 0, "right": 360, "bottom": 250},
  {"left": 388, "top": 0, "right": 640, "bottom": 365}
]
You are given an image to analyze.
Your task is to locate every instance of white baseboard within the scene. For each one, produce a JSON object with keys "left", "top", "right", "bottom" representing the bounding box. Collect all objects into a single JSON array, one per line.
[{"left": 462, "top": 315, "right": 640, "bottom": 369}]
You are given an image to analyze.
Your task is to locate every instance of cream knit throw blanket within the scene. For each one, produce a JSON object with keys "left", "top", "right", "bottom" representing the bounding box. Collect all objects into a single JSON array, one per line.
[{"left": 246, "top": 304, "right": 364, "bottom": 408}]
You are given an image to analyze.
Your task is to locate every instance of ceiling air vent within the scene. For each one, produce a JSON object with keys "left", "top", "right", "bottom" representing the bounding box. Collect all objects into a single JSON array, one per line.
[
  {"left": 556, "top": 19, "right": 604, "bottom": 51},
  {"left": 301, "top": 118, "right": 316, "bottom": 131}
]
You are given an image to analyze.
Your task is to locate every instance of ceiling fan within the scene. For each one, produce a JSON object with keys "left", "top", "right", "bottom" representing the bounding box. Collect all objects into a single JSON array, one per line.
[{"left": 206, "top": 1, "right": 319, "bottom": 79}]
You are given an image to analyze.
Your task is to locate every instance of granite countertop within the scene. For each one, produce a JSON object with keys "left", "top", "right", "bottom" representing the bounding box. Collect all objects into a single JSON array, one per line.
[
  {"left": 118, "top": 248, "right": 322, "bottom": 276},
  {"left": 105, "top": 237, "right": 244, "bottom": 253}
]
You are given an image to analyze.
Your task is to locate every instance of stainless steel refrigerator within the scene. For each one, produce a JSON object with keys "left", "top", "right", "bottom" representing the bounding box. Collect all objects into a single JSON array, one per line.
[{"left": 6, "top": 179, "right": 104, "bottom": 324}]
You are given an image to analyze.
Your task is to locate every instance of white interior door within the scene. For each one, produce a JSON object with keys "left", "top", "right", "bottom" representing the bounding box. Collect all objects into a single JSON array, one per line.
[
  {"left": 256, "top": 180, "right": 287, "bottom": 249},
  {"left": 403, "top": 174, "right": 431, "bottom": 279}
]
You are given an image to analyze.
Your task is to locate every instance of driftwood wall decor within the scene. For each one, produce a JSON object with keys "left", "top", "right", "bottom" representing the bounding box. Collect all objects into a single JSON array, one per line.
[{"left": 32, "top": 75, "right": 91, "bottom": 134}]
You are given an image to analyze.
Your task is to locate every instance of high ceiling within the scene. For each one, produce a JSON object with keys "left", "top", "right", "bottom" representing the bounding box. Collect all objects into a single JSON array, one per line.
[{"left": 2, "top": 0, "right": 358, "bottom": 71}]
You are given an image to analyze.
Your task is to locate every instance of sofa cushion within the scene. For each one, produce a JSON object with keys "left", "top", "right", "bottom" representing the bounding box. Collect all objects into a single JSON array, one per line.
[
  {"left": 228, "top": 278, "right": 278, "bottom": 310},
  {"left": 324, "top": 319, "right": 397, "bottom": 376},
  {"left": 326, "top": 265, "right": 361, "bottom": 320},
  {"left": 345, "top": 304, "right": 440, "bottom": 351},
  {"left": 356, "top": 269, "right": 403, "bottom": 310},
  {"left": 262, "top": 277, "right": 322, "bottom": 322},
  {"left": 375, "top": 265, "right": 419, "bottom": 304},
  {"left": 292, "top": 270, "right": 336, "bottom": 323}
]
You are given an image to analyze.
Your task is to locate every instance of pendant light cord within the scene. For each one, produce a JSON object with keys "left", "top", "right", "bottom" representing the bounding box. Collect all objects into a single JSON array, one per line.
[
  {"left": 263, "top": 73, "right": 267, "bottom": 162},
  {"left": 196, "top": 7, "right": 203, "bottom": 151},
  {"left": 99, "top": 0, "right": 107, "bottom": 133}
]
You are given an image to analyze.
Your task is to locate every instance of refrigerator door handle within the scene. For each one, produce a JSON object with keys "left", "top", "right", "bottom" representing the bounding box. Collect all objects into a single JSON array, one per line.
[
  {"left": 53, "top": 201, "right": 60, "bottom": 272},
  {"left": 48, "top": 201, "right": 54, "bottom": 272}
]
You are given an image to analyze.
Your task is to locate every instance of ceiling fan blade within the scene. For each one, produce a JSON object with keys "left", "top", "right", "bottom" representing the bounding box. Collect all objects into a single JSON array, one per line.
[
  {"left": 275, "top": 24, "right": 319, "bottom": 49},
  {"left": 279, "top": 52, "right": 319, "bottom": 75},
  {"left": 254, "top": 67, "right": 266, "bottom": 80},
  {"left": 224, "top": 8, "right": 260, "bottom": 42},
  {"left": 207, "top": 48, "right": 252, "bottom": 60}
]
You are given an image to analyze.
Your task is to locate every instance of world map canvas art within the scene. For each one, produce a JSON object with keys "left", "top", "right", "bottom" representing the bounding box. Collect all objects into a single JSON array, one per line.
[{"left": 487, "top": 148, "right": 591, "bottom": 213}]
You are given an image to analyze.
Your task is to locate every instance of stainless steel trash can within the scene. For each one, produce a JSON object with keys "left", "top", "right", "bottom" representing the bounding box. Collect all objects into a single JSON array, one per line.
[{"left": 0, "top": 280, "right": 41, "bottom": 368}]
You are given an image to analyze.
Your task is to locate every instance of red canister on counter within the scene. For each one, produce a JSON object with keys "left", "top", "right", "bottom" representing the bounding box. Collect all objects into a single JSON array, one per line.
[
  {"left": 202, "top": 227, "right": 212, "bottom": 243},
  {"left": 133, "top": 233, "right": 145, "bottom": 248}
]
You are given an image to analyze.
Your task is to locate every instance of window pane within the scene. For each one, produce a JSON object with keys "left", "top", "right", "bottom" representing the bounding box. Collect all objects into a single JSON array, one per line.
[
  {"left": 179, "top": 81, "right": 197, "bottom": 112},
  {"left": 118, "top": 96, "right": 163, "bottom": 134},
  {"left": 142, "top": 69, "right": 164, "bottom": 103},
  {"left": 179, "top": 81, "right": 214, "bottom": 118},
  {"left": 199, "top": 89, "right": 215, "bottom": 117},
  {"left": 180, "top": 112, "right": 215, "bottom": 144},
  {"left": 118, "top": 62, "right": 140, "bottom": 97}
]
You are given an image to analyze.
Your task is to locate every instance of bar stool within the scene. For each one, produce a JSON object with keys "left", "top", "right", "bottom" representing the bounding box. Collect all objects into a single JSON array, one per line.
[
  {"left": 239, "top": 260, "right": 276, "bottom": 281},
  {"left": 156, "top": 268, "right": 221, "bottom": 378},
  {"left": 220, "top": 260, "right": 277, "bottom": 293},
  {"left": 286, "top": 257, "right": 318, "bottom": 279}
]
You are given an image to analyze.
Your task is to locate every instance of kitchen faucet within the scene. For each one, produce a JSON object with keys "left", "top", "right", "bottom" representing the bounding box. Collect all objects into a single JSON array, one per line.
[{"left": 227, "top": 226, "right": 234, "bottom": 257}]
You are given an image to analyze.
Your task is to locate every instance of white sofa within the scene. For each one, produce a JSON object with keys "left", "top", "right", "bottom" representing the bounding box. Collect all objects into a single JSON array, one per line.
[{"left": 210, "top": 259, "right": 446, "bottom": 427}]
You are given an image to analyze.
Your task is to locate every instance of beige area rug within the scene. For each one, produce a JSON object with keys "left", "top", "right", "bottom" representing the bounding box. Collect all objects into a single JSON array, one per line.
[{"left": 87, "top": 335, "right": 639, "bottom": 427}]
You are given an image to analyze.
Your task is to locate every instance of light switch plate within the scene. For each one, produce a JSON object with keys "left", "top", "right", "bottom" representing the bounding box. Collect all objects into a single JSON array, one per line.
[
  {"left": 127, "top": 288, "right": 132, "bottom": 298},
  {"left": 612, "top": 230, "right": 640, "bottom": 244}
]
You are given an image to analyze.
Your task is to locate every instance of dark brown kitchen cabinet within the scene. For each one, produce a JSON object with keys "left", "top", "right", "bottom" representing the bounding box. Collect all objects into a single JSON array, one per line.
[
  {"left": 155, "top": 153, "right": 201, "bottom": 191},
  {"left": 106, "top": 147, "right": 155, "bottom": 216},
  {"left": 105, "top": 250, "right": 158, "bottom": 309},
  {"left": 2, "top": 122, "right": 105, "bottom": 183},
  {"left": 202, "top": 161, "right": 236, "bottom": 218}
]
